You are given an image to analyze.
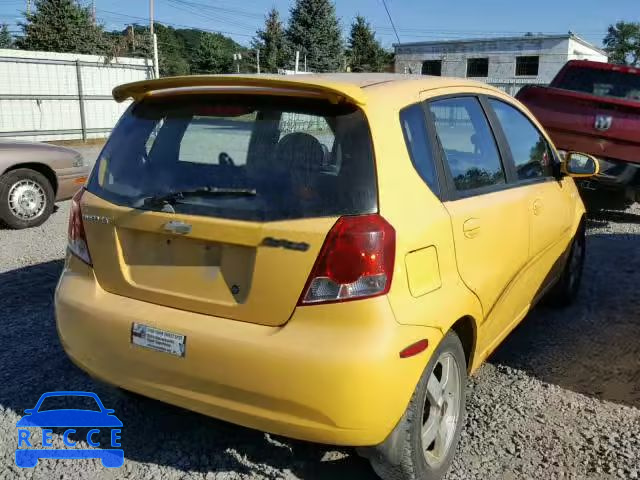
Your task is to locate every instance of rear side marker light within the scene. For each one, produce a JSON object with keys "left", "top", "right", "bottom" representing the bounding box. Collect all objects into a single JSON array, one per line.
[
  {"left": 399, "top": 339, "right": 429, "bottom": 358},
  {"left": 67, "top": 188, "right": 92, "bottom": 265},
  {"left": 298, "top": 214, "right": 396, "bottom": 305}
]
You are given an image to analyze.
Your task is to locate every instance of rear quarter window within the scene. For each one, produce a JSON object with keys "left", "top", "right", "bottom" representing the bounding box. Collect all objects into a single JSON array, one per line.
[{"left": 399, "top": 104, "right": 439, "bottom": 195}]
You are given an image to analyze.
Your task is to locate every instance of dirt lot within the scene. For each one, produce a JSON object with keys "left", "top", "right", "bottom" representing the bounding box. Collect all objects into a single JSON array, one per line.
[{"left": 0, "top": 199, "right": 638, "bottom": 480}]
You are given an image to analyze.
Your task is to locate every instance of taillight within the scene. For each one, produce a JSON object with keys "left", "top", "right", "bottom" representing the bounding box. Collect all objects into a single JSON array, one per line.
[
  {"left": 68, "top": 188, "right": 92, "bottom": 265},
  {"left": 298, "top": 214, "right": 395, "bottom": 305}
]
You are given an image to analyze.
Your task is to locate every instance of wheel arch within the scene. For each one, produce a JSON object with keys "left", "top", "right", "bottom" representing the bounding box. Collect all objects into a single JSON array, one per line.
[
  {"left": 449, "top": 315, "right": 478, "bottom": 374},
  {"left": 2, "top": 163, "right": 58, "bottom": 195}
]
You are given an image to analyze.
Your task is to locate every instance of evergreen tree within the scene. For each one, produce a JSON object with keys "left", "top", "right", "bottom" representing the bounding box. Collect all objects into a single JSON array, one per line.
[
  {"left": 253, "top": 8, "right": 288, "bottom": 73},
  {"left": 604, "top": 21, "right": 640, "bottom": 66},
  {"left": 17, "top": 0, "right": 109, "bottom": 55},
  {"left": 347, "top": 15, "right": 386, "bottom": 72},
  {"left": 0, "top": 23, "right": 12, "bottom": 48},
  {"left": 286, "top": 0, "right": 343, "bottom": 72},
  {"left": 192, "top": 32, "right": 236, "bottom": 74}
]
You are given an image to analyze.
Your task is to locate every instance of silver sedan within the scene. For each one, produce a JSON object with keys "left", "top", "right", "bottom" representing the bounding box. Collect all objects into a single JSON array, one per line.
[{"left": 0, "top": 141, "right": 89, "bottom": 229}]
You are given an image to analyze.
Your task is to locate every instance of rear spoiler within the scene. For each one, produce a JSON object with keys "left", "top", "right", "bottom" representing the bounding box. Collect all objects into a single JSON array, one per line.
[{"left": 112, "top": 75, "right": 367, "bottom": 106}]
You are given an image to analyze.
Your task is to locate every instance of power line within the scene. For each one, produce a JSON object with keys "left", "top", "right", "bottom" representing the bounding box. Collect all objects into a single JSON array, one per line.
[
  {"left": 165, "top": 0, "right": 257, "bottom": 32},
  {"left": 164, "top": 0, "right": 264, "bottom": 20},
  {"left": 96, "top": 8, "right": 254, "bottom": 37},
  {"left": 380, "top": 0, "right": 400, "bottom": 44}
]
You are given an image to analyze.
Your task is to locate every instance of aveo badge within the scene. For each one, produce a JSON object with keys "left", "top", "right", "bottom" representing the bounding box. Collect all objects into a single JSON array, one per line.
[{"left": 15, "top": 391, "right": 123, "bottom": 468}]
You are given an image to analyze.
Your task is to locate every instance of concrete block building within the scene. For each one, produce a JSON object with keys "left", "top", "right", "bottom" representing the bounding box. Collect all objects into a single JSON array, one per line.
[{"left": 394, "top": 33, "right": 607, "bottom": 95}]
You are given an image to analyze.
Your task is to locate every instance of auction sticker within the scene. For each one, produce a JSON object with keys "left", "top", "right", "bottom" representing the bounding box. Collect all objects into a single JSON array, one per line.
[{"left": 131, "top": 323, "right": 185, "bottom": 357}]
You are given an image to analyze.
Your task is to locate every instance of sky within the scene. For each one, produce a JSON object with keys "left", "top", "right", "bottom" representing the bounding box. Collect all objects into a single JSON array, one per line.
[{"left": 0, "top": 0, "right": 637, "bottom": 48}]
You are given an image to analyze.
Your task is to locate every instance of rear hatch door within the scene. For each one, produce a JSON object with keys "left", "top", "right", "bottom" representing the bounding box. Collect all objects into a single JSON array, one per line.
[{"left": 82, "top": 92, "right": 377, "bottom": 326}]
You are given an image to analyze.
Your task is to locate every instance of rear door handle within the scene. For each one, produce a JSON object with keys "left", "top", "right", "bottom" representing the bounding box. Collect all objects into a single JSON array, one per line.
[
  {"left": 463, "top": 218, "right": 481, "bottom": 239},
  {"left": 533, "top": 199, "right": 543, "bottom": 216}
]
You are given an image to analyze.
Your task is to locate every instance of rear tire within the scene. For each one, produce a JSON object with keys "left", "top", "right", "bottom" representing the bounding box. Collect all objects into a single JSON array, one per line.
[
  {"left": 548, "top": 224, "right": 586, "bottom": 307},
  {"left": 0, "top": 168, "right": 54, "bottom": 229},
  {"left": 367, "top": 332, "right": 467, "bottom": 480}
]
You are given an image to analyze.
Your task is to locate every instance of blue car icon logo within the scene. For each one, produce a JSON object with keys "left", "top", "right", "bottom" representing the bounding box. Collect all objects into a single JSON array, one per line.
[{"left": 15, "top": 391, "right": 124, "bottom": 468}]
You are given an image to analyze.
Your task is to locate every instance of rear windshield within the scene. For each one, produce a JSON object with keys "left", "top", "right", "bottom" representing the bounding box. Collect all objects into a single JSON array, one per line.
[
  {"left": 88, "top": 95, "right": 377, "bottom": 221},
  {"left": 554, "top": 66, "right": 640, "bottom": 102}
]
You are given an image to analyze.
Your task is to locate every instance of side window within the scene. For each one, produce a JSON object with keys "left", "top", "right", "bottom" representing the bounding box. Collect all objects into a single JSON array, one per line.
[
  {"left": 429, "top": 97, "right": 505, "bottom": 192},
  {"left": 400, "top": 104, "right": 439, "bottom": 195},
  {"left": 488, "top": 99, "right": 554, "bottom": 180}
]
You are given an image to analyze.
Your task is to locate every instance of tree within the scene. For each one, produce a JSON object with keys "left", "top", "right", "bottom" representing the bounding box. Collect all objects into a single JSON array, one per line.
[
  {"left": 108, "top": 24, "right": 245, "bottom": 76},
  {"left": 0, "top": 23, "right": 12, "bottom": 48},
  {"left": 192, "top": 32, "right": 237, "bottom": 74},
  {"left": 17, "top": 0, "right": 110, "bottom": 55},
  {"left": 253, "top": 8, "right": 288, "bottom": 73},
  {"left": 286, "top": 0, "right": 343, "bottom": 72},
  {"left": 155, "top": 24, "right": 190, "bottom": 76},
  {"left": 604, "top": 21, "right": 640, "bottom": 66},
  {"left": 347, "top": 15, "right": 386, "bottom": 72}
]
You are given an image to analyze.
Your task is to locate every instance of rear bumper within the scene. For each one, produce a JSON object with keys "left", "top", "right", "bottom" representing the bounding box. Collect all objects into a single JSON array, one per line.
[
  {"left": 55, "top": 255, "right": 442, "bottom": 446},
  {"left": 55, "top": 166, "right": 89, "bottom": 201}
]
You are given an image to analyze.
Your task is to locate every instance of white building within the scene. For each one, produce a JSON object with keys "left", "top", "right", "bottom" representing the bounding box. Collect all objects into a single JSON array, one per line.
[{"left": 394, "top": 33, "right": 607, "bottom": 95}]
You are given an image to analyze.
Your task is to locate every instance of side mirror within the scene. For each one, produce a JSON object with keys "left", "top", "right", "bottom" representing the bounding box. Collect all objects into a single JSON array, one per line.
[{"left": 561, "top": 152, "right": 600, "bottom": 178}]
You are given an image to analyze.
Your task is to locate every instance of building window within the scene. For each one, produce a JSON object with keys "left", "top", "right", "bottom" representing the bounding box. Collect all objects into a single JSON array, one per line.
[
  {"left": 516, "top": 56, "right": 539, "bottom": 76},
  {"left": 422, "top": 60, "right": 442, "bottom": 76},
  {"left": 466, "top": 58, "right": 489, "bottom": 77}
]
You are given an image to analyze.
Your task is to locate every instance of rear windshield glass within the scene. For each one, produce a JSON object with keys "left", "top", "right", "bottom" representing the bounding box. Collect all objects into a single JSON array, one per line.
[
  {"left": 88, "top": 95, "right": 377, "bottom": 222},
  {"left": 555, "top": 67, "right": 640, "bottom": 102}
]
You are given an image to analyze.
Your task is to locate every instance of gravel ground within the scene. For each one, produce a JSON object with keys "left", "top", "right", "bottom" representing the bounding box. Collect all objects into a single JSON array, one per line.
[{"left": 0, "top": 197, "right": 638, "bottom": 480}]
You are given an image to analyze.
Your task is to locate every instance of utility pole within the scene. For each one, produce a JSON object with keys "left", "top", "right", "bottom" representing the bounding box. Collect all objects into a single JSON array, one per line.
[
  {"left": 26, "top": 0, "right": 31, "bottom": 16},
  {"left": 256, "top": 49, "right": 260, "bottom": 74},
  {"left": 149, "top": 0, "right": 159, "bottom": 78},
  {"left": 91, "top": 0, "right": 96, "bottom": 25},
  {"left": 149, "top": 0, "right": 154, "bottom": 38},
  {"left": 294, "top": 51, "right": 299, "bottom": 74},
  {"left": 304, "top": 55, "right": 307, "bottom": 73}
]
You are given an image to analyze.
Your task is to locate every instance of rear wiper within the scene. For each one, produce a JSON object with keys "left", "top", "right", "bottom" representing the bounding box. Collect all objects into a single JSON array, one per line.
[{"left": 134, "top": 187, "right": 257, "bottom": 208}]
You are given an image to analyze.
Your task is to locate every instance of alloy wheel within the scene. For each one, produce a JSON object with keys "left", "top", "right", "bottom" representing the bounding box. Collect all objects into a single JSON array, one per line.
[{"left": 421, "top": 352, "right": 462, "bottom": 467}]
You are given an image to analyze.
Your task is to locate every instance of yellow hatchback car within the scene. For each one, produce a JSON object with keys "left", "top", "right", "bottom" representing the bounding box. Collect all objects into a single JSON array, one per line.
[{"left": 56, "top": 74, "right": 598, "bottom": 480}]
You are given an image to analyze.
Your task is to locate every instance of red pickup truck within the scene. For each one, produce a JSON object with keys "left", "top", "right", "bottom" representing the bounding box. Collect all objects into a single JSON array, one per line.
[{"left": 516, "top": 60, "right": 640, "bottom": 207}]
